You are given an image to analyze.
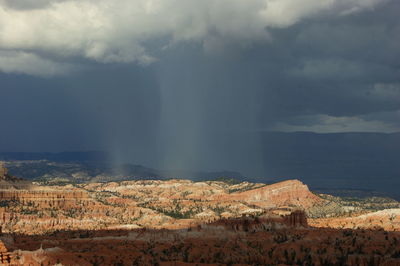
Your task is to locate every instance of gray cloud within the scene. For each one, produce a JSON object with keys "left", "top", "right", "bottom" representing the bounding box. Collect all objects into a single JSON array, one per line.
[
  {"left": 0, "top": 51, "right": 76, "bottom": 77},
  {"left": 0, "top": 0, "right": 389, "bottom": 75}
]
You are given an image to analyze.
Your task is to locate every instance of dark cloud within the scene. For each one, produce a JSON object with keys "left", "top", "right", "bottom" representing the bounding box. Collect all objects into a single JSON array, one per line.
[{"left": 0, "top": 0, "right": 399, "bottom": 180}]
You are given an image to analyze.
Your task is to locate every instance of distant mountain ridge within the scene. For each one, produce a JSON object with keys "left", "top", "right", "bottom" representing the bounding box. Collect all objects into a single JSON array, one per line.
[
  {"left": 0, "top": 152, "right": 243, "bottom": 183},
  {"left": 0, "top": 151, "right": 111, "bottom": 162}
]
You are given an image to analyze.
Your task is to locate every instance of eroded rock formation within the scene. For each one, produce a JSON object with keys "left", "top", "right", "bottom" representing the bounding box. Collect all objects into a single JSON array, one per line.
[
  {"left": 0, "top": 178, "right": 323, "bottom": 235},
  {"left": 0, "top": 175, "right": 399, "bottom": 265},
  {"left": 226, "top": 179, "right": 323, "bottom": 208}
]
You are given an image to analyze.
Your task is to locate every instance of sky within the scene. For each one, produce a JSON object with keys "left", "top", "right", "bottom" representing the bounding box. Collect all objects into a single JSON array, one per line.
[{"left": 0, "top": 0, "right": 399, "bottom": 178}]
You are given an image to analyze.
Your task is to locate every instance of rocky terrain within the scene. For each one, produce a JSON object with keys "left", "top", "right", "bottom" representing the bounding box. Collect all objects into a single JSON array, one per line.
[
  {"left": 0, "top": 177, "right": 320, "bottom": 234},
  {"left": 0, "top": 163, "right": 400, "bottom": 265}
]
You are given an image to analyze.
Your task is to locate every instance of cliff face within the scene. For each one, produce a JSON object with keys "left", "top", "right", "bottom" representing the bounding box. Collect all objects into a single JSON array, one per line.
[
  {"left": 0, "top": 190, "right": 89, "bottom": 208},
  {"left": 283, "top": 210, "right": 308, "bottom": 227},
  {"left": 225, "top": 180, "right": 323, "bottom": 209},
  {"left": 0, "top": 188, "right": 100, "bottom": 234},
  {"left": 209, "top": 210, "right": 308, "bottom": 232}
]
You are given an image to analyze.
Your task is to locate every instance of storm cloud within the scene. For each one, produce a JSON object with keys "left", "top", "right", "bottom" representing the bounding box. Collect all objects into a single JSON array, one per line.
[
  {"left": 0, "top": 0, "right": 399, "bottom": 183},
  {"left": 0, "top": 0, "right": 388, "bottom": 75}
]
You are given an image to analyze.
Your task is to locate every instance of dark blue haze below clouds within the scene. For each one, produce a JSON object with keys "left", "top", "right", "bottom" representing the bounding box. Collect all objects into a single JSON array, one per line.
[{"left": 0, "top": 0, "right": 399, "bottom": 194}]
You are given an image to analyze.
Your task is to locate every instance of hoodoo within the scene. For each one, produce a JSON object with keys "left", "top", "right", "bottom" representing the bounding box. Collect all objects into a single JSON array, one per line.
[
  {"left": 0, "top": 162, "right": 21, "bottom": 182},
  {"left": 0, "top": 162, "right": 8, "bottom": 180}
]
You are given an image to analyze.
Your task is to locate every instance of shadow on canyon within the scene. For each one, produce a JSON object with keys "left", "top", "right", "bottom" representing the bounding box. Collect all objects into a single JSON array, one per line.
[{"left": 2, "top": 215, "right": 400, "bottom": 266}]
